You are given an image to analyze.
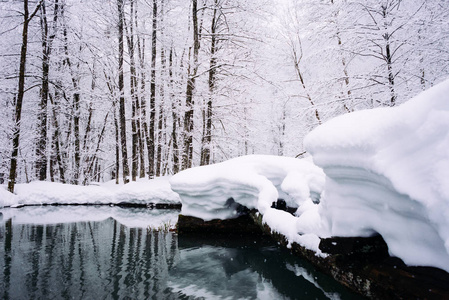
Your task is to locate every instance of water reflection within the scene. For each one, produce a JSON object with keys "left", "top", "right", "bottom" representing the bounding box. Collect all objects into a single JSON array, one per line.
[{"left": 0, "top": 207, "right": 361, "bottom": 299}]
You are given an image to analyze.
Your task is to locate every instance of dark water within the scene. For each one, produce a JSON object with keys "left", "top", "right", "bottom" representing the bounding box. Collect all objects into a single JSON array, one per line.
[{"left": 0, "top": 207, "right": 362, "bottom": 299}]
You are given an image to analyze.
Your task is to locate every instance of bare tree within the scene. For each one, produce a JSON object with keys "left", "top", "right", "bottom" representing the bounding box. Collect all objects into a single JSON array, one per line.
[
  {"left": 117, "top": 0, "right": 130, "bottom": 183},
  {"left": 8, "top": 0, "right": 43, "bottom": 193},
  {"left": 182, "top": 0, "right": 200, "bottom": 170}
]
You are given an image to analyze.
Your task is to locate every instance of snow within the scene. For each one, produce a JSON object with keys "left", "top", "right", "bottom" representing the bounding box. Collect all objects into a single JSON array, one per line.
[
  {"left": 305, "top": 79, "right": 449, "bottom": 272},
  {"left": 170, "top": 80, "right": 449, "bottom": 272},
  {"left": 170, "top": 155, "right": 325, "bottom": 220},
  {"left": 170, "top": 155, "right": 327, "bottom": 255},
  {"left": 0, "top": 177, "right": 181, "bottom": 208},
  {"left": 1, "top": 80, "right": 449, "bottom": 273},
  {"left": 0, "top": 206, "right": 179, "bottom": 229}
]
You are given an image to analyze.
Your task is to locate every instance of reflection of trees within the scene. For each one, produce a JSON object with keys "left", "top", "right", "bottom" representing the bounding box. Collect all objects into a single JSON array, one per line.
[
  {"left": 0, "top": 218, "right": 361, "bottom": 299},
  {"left": 0, "top": 218, "right": 179, "bottom": 299},
  {"left": 2, "top": 219, "right": 12, "bottom": 300}
]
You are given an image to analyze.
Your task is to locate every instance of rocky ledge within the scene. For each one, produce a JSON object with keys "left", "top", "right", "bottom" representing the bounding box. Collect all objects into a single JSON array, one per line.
[{"left": 178, "top": 208, "right": 449, "bottom": 299}]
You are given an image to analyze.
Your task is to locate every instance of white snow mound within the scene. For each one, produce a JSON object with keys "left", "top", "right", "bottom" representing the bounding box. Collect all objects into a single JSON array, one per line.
[
  {"left": 170, "top": 155, "right": 324, "bottom": 220},
  {"left": 0, "top": 177, "right": 181, "bottom": 207},
  {"left": 305, "top": 79, "right": 449, "bottom": 272},
  {"left": 170, "top": 155, "right": 327, "bottom": 254}
]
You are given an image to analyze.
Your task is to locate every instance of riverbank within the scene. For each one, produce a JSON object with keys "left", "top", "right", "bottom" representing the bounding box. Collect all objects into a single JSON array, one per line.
[{"left": 177, "top": 210, "right": 449, "bottom": 299}]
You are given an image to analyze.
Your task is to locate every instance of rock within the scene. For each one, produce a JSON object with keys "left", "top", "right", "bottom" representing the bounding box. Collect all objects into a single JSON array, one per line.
[
  {"left": 270, "top": 198, "right": 297, "bottom": 214},
  {"left": 177, "top": 212, "right": 263, "bottom": 236},
  {"left": 319, "top": 235, "right": 389, "bottom": 261}
]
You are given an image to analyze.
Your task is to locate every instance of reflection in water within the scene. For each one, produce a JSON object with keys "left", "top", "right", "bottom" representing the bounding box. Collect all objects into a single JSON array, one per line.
[{"left": 0, "top": 208, "right": 362, "bottom": 299}]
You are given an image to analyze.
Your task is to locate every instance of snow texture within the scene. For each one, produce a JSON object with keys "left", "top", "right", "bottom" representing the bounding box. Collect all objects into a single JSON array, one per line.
[
  {"left": 305, "top": 79, "right": 449, "bottom": 272},
  {"left": 0, "top": 206, "right": 179, "bottom": 229},
  {"left": 170, "top": 155, "right": 327, "bottom": 254},
  {"left": 0, "top": 177, "right": 181, "bottom": 208}
]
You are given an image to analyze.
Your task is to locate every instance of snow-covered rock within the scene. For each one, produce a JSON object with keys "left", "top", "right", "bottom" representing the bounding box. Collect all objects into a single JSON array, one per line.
[
  {"left": 170, "top": 155, "right": 327, "bottom": 254},
  {"left": 170, "top": 155, "right": 324, "bottom": 221},
  {"left": 305, "top": 79, "right": 449, "bottom": 272}
]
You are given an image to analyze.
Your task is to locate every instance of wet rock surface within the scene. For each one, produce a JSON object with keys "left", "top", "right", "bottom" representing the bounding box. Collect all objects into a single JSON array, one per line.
[
  {"left": 178, "top": 207, "right": 449, "bottom": 299},
  {"left": 280, "top": 232, "right": 449, "bottom": 299},
  {"left": 177, "top": 212, "right": 263, "bottom": 236}
]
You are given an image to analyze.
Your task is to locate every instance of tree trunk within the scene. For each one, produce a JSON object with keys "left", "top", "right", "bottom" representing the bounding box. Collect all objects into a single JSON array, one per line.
[
  {"left": 49, "top": 93, "right": 65, "bottom": 183},
  {"left": 125, "top": 0, "right": 140, "bottom": 181},
  {"left": 156, "top": 0, "right": 166, "bottom": 177},
  {"left": 149, "top": 0, "right": 157, "bottom": 178},
  {"left": 117, "top": 0, "right": 130, "bottom": 183},
  {"left": 137, "top": 29, "right": 152, "bottom": 179},
  {"left": 169, "top": 48, "right": 179, "bottom": 174},
  {"left": 200, "top": 1, "right": 218, "bottom": 166},
  {"left": 182, "top": 0, "right": 200, "bottom": 170},
  {"left": 385, "top": 39, "right": 396, "bottom": 106},
  {"left": 36, "top": 1, "right": 49, "bottom": 181},
  {"left": 133, "top": 0, "right": 146, "bottom": 179},
  {"left": 292, "top": 39, "right": 321, "bottom": 125},
  {"left": 8, "top": 0, "right": 42, "bottom": 193}
]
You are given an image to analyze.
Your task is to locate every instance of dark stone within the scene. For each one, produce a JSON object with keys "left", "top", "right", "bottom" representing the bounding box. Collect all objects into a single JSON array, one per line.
[
  {"left": 271, "top": 198, "right": 297, "bottom": 214},
  {"left": 319, "top": 235, "right": 390, "bottom": 261},
  {"left": 177, "top": 213, "right": 264, "bottom": 236},
  {"left": 225, "top": 197, "right": 250, "bottom": 216},
  {"left": 271, "top": 198, "right": 287, "bottom": 211},
  {"left": 281, "top": 234, "right": 449, "bottom": 299}
]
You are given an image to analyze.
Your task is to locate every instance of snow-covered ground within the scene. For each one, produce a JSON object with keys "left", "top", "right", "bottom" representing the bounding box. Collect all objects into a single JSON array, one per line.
[
  {"left": 0, "top": 205, "right": 179, "bottom": 229},
  {"left": 0, "top": 177, "right": 181, "bottom": 208}
]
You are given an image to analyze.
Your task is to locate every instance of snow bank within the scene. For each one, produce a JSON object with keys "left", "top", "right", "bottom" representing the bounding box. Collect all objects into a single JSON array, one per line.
[
  {"left": 0, "top": 177, "right": 180, "bottom": 208},
  {"left": 170, "top": 155, "right": 327, "bottom": 253},
  {"left": 0, "top": 206, "right": 179, "bottom": 229},
  {"left": 170, "top": 155, "right": 324, "bottom": 220},
  {"left": 0, "top": 186, "right": 17, "bottom": 207},
  {"left": 305, "top": 79, "right": 449, "bottom": 272}
]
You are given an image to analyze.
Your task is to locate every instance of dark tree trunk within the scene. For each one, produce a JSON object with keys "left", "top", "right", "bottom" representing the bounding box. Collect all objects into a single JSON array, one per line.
[
  {"left": 169, "top": 48, "right": 179, "bottom": 174},
  {"left": 385, "top": 40, "right": 396, "bottom": 106},
  {"left": 201, "top": 0, "right": 218, "bottom": 166},
  {"left": 117, "top": 0, "right": 130, "bottom": 183},
  {"left": 156, "top": 1, "right": 166, "bottom": 176},
  {"left": 36, "top": 1, "right": 49, "bottom": 181},
  {"left": 36, "top": 0, "right": 59, "bottom": 181},
  {"left": 49, "top": 93, "right": 65, "bottom": 183},
  {"left": 125, "top": 0, "right": 140, "bottom": 181},
  {"left": 8, "top": 0, "right": 42, "bottom": 193},
  {"left": 182, "top": 0, "right": 200, "bottom": 170},
  {"left": 133, "top": 1, "right": 146, "bottom": 179},
  {"left": 149, "top": 0, "right": 157, "bottom": 178},
  {"left": 137, "top": 31, "right": 151, "bottom": 179}
]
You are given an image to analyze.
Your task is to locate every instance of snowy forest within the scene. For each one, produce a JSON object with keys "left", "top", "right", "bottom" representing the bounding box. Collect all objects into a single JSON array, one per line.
[{"left": 1, "top": 0, "right": 448, "bottom": 191}]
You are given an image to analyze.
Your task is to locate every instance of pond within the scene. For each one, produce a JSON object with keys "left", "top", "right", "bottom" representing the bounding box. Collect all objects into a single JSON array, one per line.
[{"left": 0, "top": 206, "right": 362, "bottom": 299}]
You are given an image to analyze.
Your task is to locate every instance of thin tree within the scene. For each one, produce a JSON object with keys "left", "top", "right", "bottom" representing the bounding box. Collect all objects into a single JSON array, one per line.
[
  {"left": 125, "top": 0, "right": 140, "bottom": 181},
  {"left": 182, "top": 0, "right": 200, "bottom": 170},
  {"left": 200, "top": 0, "right": 219, "bottom": 166},
  {"left": 36, "top": 0, "right": 59, "bottom": 181},
  {"left": 8, "top": 0, "right": 43, "bottom": 192},
  {"left": 117, "top": 0, "right": 130, "bottom": 183},
  {"left": 149, "top": 0, "right": 157, "bottom": 178}
]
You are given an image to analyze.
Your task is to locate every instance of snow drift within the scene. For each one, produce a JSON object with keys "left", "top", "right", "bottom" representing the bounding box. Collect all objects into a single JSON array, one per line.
[
  {"left": 169, "top": 155, "right": 325, "bottom": 236},
  {"left": 0, "top": 177, "right": 181, "bottom": 208},
  {"left": 305, "top": 79, "right": 449, "bottom": 272}
]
